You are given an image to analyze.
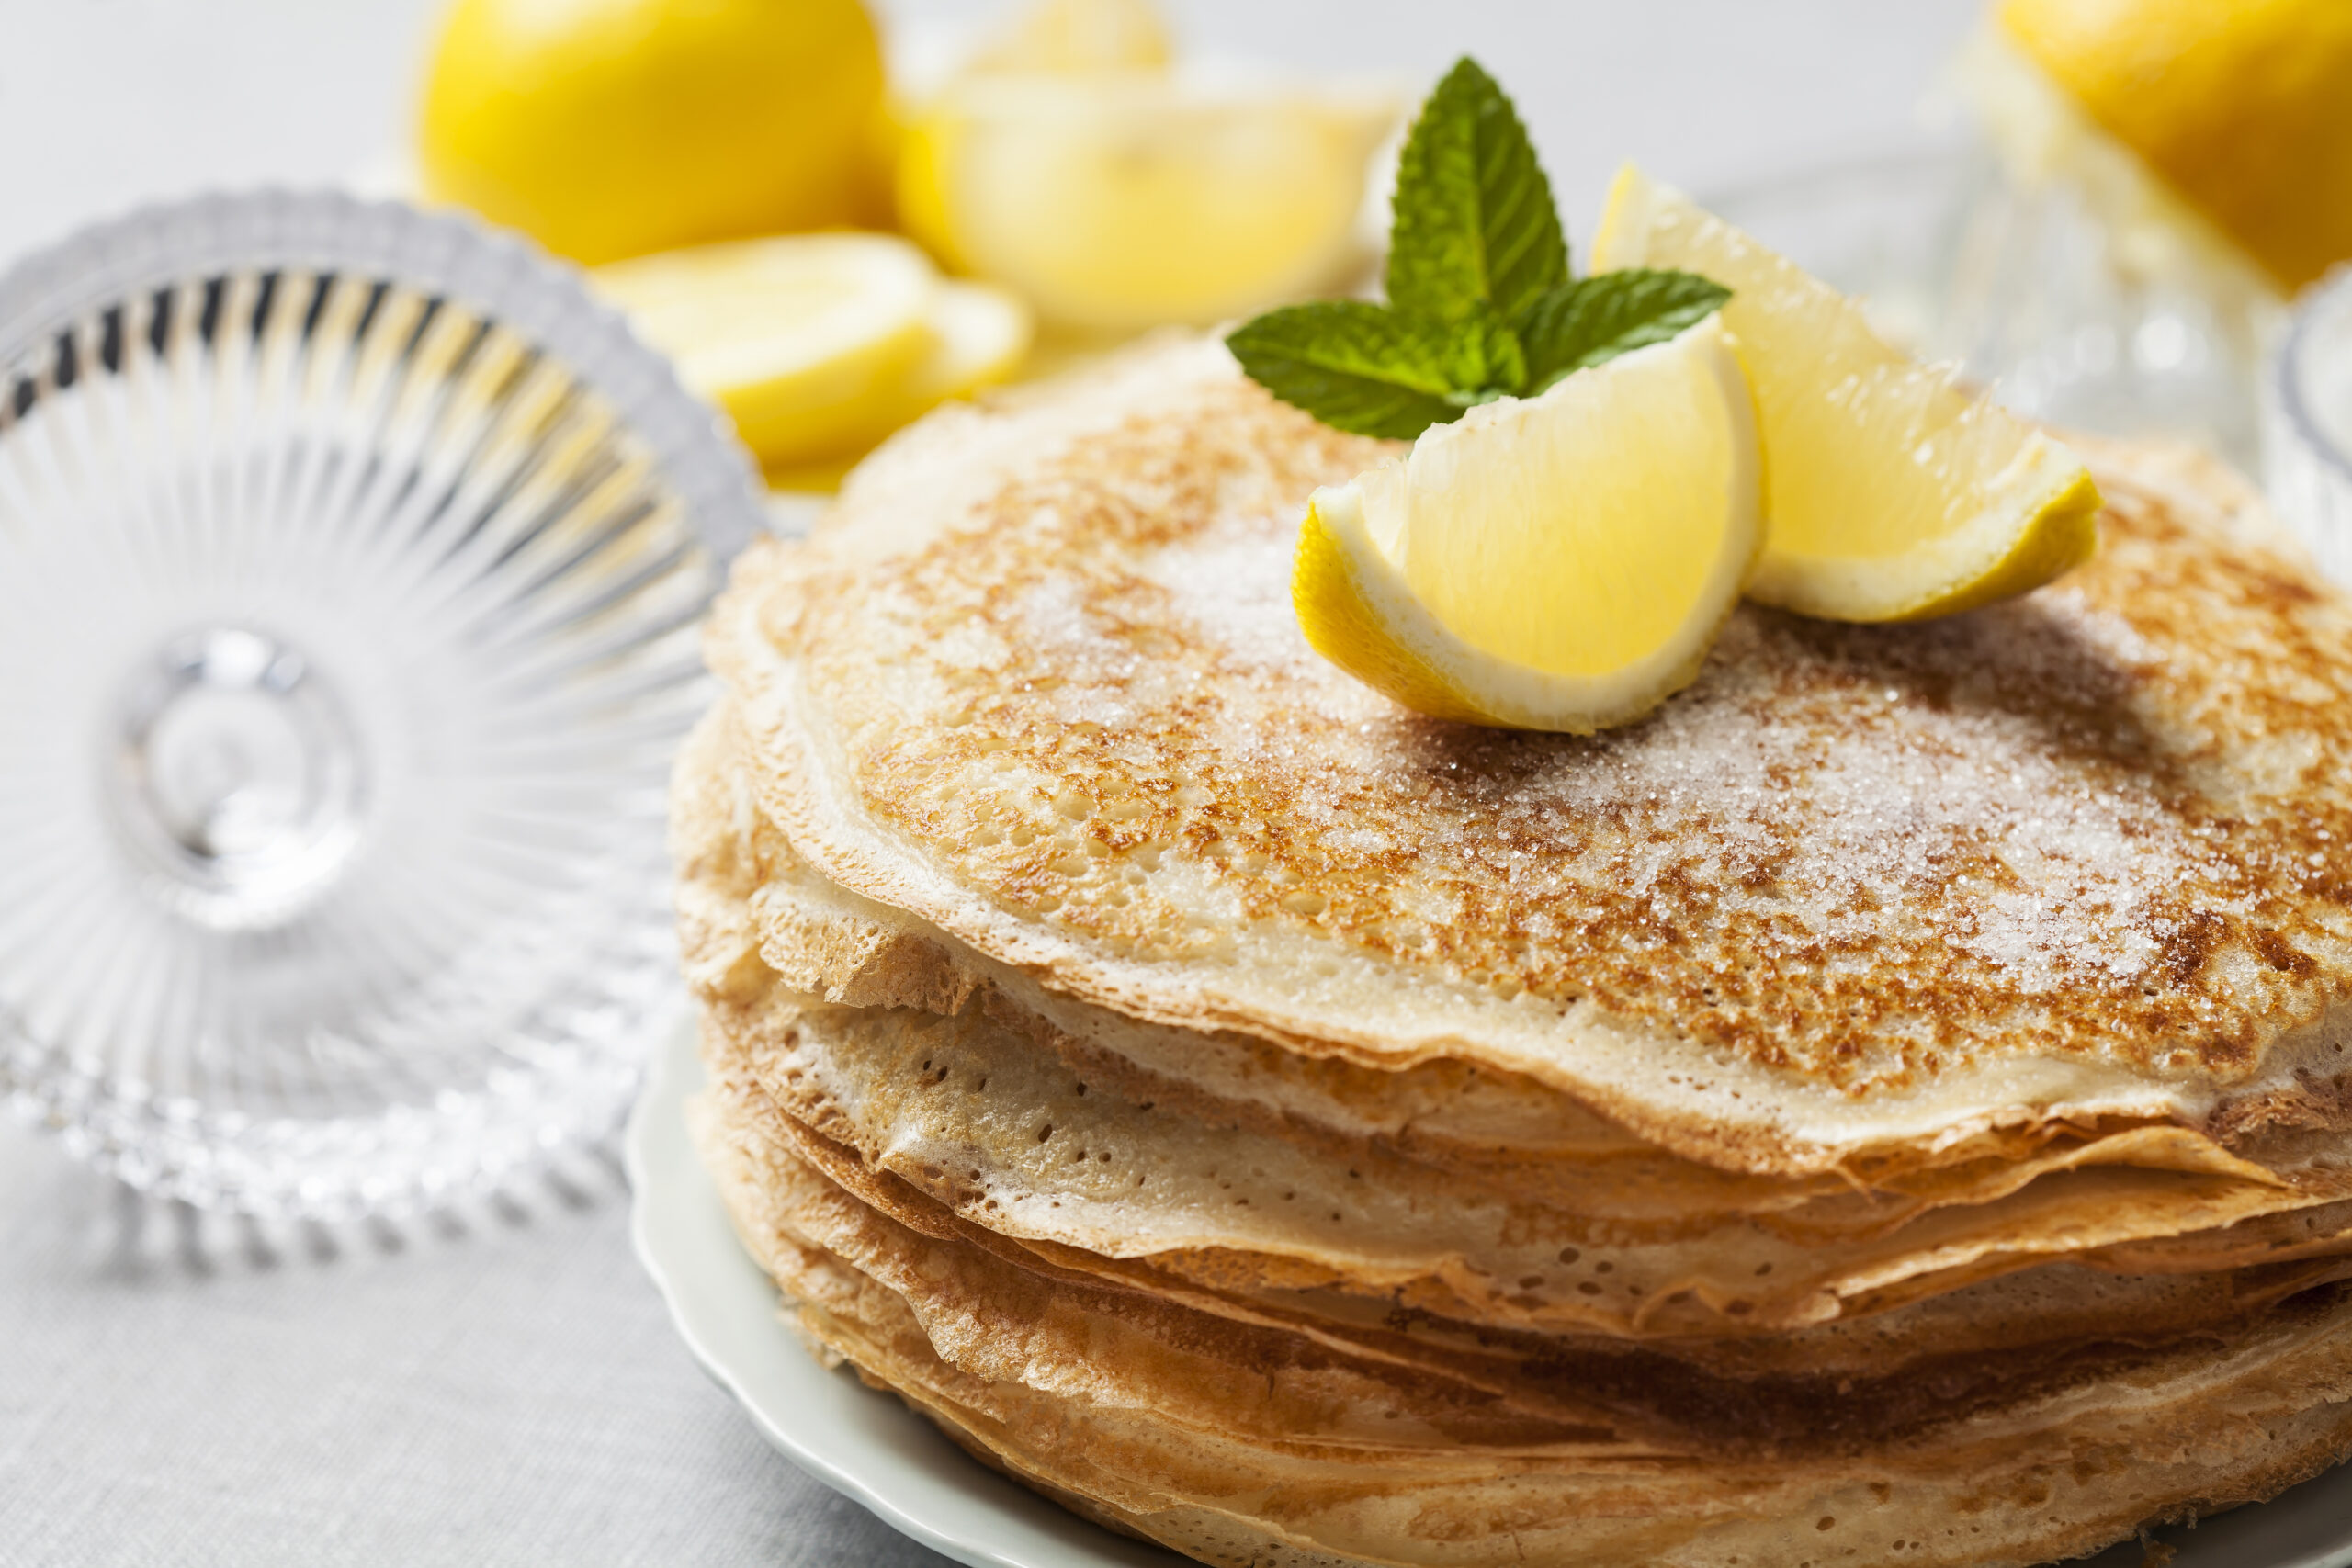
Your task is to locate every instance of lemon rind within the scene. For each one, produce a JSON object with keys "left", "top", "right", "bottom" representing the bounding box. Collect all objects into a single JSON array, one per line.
[
  {"left": 1294, "top": 326, "right": 1762, "bottom": 735},
  {"left": 1747, "top": 434, "right": 2102, "bottom": 623}
]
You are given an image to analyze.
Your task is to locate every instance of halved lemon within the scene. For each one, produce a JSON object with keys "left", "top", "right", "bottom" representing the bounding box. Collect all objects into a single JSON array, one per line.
[
  {"left": 1294, "top": 315, "right": 1761, "bottom": 734},
  {"left": 593, "top": 232, "right": 945, "bottom": 469},
  {"left": 899, "top": 77, "right": 1396, "bottom": 333},
  {"left": 1592, "top": 164, "right": 2100, "bottom": 624}
]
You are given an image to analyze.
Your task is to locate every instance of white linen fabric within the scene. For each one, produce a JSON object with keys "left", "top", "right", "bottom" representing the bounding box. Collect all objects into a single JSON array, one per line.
[{"left": 0, "top": 1125, "right": 956, "bottom": 1568}]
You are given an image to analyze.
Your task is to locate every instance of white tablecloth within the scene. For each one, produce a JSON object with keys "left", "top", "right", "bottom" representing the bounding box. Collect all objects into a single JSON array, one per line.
[{"left": 0, "top": 1125, "right": 954, "bottom": 1568}]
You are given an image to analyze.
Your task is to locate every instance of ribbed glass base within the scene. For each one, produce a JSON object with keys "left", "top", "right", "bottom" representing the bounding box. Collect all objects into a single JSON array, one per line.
[{"left": 0, "top": 191, "right": 763, "bottom": 1217}]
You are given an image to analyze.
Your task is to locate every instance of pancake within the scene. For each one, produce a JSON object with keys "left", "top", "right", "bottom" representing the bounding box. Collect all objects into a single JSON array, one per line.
[
  {"left": 678, "top": 695, "right": 2342, "bottom": 1193},
  {"left": 708, "top": 338, "right": 2352, "bottom": 1176},
  {"left": 676, "top": 334, "right": 2352, "bottom": 1564},
  {"left": 693, "top": 1048, "right": 2352, "bottom": 1568},
  {"left": 695, "top": 975, "right": 2352, "bottom": 1338},
  {"left": 676, "top": 657, "right": 2352, "bottom": 1339}
]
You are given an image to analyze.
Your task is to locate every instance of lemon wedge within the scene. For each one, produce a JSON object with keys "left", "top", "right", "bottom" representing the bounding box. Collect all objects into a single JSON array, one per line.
[
  {"left": 1294, "top": 315, "right": 1761, "bottom": 734},
  {"left": 899, "top": 77, "right": 1396, "bottom": 333},
  {"left": 1591, "top": 165, "right": 2100, "bottom": 624},
  {"left": 760, "top": 279, "right": 1035, "bottom": 490},
  {"left": 594, "top": 232, "right": 944, "bottom": 469}
]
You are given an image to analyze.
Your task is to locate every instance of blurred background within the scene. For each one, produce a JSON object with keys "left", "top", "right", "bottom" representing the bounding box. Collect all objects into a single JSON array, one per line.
[
  {"left": 7, "top": 0, "right": 2319, "bottom": 489},
  {"left": 0, "top": 0, "right": 1976, "bottom": 269}
]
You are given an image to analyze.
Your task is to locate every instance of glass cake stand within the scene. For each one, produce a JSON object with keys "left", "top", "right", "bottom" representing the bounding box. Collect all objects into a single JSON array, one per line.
[{"left": 0, "top": 190, "right": 765, "bottom": 1218}]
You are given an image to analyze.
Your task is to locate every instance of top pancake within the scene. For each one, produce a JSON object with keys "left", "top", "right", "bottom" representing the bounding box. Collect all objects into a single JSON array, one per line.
[{"left": 712, "top": 336, "right": 2352, "bottom": 1174}]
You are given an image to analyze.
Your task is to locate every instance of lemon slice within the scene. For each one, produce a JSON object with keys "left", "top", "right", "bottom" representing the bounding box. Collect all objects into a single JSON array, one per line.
[
  {"left": 761, "top": 280, "right": 1035, "bottom": 491},
  {"left": 899, "top": 77, "right": 1396, "bottom": 333},
  {"left": 593, "top": 232, "right": 937, "bottom": 468},
  {"left": 1294, "top": 315, "right": 1761, "bottom": 734},
  {"left": 1591, "top": 165, "right": 2100, "bottom": 624}
]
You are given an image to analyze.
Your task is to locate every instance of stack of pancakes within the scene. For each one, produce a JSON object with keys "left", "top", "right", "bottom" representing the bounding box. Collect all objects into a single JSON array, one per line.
[{"left": 675, "top": 339, "right": 2352, "bottom": 1567}]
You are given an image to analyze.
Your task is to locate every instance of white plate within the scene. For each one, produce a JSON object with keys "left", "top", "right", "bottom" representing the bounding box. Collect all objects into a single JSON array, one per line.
[{"left": 628, "top": 1023, "right": 2352, "bottom": 1568}]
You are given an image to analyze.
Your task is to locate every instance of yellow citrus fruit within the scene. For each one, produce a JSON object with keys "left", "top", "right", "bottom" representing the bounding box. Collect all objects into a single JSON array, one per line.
[
  {"left": 420, "top": 0, "right": 888, "bottom": 266},
  {"left": 593, "top": 232, "right": 1031, "bottom": 475},
  {"left": 593, "top": 233, "right": 937, "bottom": 468},
  {"left": 758, "top": 278, "right": 1036, "bottom": 489},
  {"left": 899, "top": 77, "right": 1396, "bottom": 333},
  {"left": 1592, "top": 164, "right": 2101, "bottom": 624},
  {"left": 1998, "top": 0, "right": 2352, "bottom": 292},
  {"left": 1294, "top": 315, "right": 1762, "bottom": 734}
]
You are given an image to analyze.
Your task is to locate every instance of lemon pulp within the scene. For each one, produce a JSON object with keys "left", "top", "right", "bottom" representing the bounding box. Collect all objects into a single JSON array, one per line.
[
  {"left": 900, "top": 78, "right": 1395, "bottom": 333},
  {"left": 596, "top": 234, "right": 1030, "bottom": 479},
  {"left": 966, "top": 0, "right": 1173, "bottom": 74},
  {"left": 1592, "top": 164, "right": 2099, "bottom": 624},
  {"left": 1294, "top": 315, "right": 1761, "bottom": 734}
]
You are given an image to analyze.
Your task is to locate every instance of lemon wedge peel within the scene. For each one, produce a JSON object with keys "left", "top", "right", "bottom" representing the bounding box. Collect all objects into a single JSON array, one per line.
[
  {"left": 1755, "top": 454, "right": 2102, "bottom": 626},
  {"left": 1592, "top": 164, "right": 2101, "bottom": 626},
  {"left": 1293, "top": 316, "right": 1763, "bottom": 735}
]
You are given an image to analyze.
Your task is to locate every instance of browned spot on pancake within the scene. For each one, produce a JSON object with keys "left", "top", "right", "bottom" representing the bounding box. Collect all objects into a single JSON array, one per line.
[
  {"left": 2161, "top": 909, "right": 2231, "bottom": 989},
  {"left": 2254, "top": 931, "right": 2321, "bottom": 978}
]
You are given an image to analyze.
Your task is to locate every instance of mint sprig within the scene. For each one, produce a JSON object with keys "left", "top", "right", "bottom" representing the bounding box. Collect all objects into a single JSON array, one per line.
[
  {"left": 1515, "top": 269, "right": 1732, "bottom": 394},
  {"left": 1226, "top": 57, "right": 1729, "bottom": 442},
  {"left": 1386, "top": 59, "right": 1567, "bottom": 325},
  {"left": 1224, "top": 301, "right": 1523, "bottom": 442}
]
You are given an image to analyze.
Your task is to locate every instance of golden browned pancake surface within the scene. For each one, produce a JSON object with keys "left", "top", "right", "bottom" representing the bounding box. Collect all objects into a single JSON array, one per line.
[{"left": 714, "top": 339, "right": 2352, "bottom": 1170}]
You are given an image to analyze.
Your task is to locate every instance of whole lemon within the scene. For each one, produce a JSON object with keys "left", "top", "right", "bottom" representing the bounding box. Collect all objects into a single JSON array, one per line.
[{"left": 420, "top": 0, "right": 889, "bottom": 266}]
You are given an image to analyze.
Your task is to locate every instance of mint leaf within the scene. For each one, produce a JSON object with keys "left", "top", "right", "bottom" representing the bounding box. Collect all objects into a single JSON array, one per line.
[
  {"left": 1227, "top": 301, "right": 1527, "bottom": 441},
  {"left": 1385, "top": 58, "right": 1567, "bottom": 325},
  {"left": 1517, "top": 269, "right": 1731, "bottom": 393},
  {"left": 1434, "top": 302, "right": 1529, "bottom": 402},
  {"left": 1227, "top": 55, "right": 1676, "bottom": 442}
]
